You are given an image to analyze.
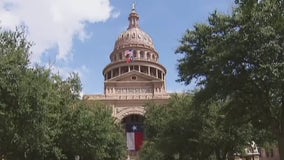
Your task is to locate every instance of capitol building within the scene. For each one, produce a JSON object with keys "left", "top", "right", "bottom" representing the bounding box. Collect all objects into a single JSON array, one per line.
[
  {"left": 83, "top": 5, "right": 170, "bottom": 159},
  {"left": 83, "top": 5, "right": 280, "bottom": 160}
]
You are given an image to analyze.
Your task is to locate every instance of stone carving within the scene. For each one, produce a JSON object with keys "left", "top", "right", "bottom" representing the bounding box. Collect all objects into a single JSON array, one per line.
[
  {"left": 115, "top": 87, "right": 153, "bottom": 94},
  {"left": 114, "top": 106, "right": 146, "bottom": 122}
]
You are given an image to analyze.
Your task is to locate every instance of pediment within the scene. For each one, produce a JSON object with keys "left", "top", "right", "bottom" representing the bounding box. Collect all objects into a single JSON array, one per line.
[{"left": 108, "top": 71, "right": 159, "bottom": 82}]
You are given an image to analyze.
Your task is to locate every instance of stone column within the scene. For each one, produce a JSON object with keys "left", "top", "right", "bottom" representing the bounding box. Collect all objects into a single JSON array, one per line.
[{"left": 137, "top": 50, "right": 140, "bottom": 59}]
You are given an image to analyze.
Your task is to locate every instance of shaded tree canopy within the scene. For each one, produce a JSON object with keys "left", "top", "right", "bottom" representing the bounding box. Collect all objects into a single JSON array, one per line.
[
  {"left": 141, "top": 94, "right": 259, "bottom": 160},
  {"left": 58, "top": 101, "right": 127, "bottom": 160},
  {"left": 0, "top": 28, "right": 126, "bottom": 160},
  {"left": 176, "top": 0, "right": 284, "bottom": 159}
]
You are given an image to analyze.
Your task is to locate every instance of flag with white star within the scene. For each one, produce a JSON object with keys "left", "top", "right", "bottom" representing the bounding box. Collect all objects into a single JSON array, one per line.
[
  {"left": 126, "top": 123, "right": 144, "bottom": 151},
  {"left": 124, "top": 49, "right": 134, "bottom": 63}
]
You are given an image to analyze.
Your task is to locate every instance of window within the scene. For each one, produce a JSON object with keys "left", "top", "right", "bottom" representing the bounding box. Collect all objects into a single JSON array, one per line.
[
  {"left": 134, "top": 65, "right": 139, "bottom": 71},
  {"left": 141, "top": 66, "right": 148, "bottom": 74},
  {"left": 158, "top": 70, "right": 162, "bottom": 79},
  {"left": 113, "top": 68, "right": 119, "bottom": 77},
  {"left": 140, "top": 51, "right": 144, "bottom": 59},
  {"left": 147, "top": 52, "right": 150, "bottom": 60},
  {"left": 121, "top": 66, "right": 128, "bottom": 74},
  {"left": 119, "top": 52, "right": 122, "bottom": 60},
  {"left": 107, "top": 72, "right": 111, "bottom": 79},
  {"left": 266, "top": 151, "right": 269, "bottom": 157},
  {"left": 150, "top": 67, "right": 156, "bottom": 77},
  {"left": 133, "top": 50, "right": 137, "bottom": 58}
]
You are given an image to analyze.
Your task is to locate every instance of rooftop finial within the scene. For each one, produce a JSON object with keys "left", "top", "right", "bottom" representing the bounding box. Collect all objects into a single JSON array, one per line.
[
  {"left": 128, "top": 2, "right": 139, "bottom": 29},
  {"left": 132, "top": 2, "right": 136, "bottom": 12}
]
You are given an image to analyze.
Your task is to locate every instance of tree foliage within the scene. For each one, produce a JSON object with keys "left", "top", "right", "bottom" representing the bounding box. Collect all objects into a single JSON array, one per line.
[
  {"left": 58, "top": 101, "right": 127, "bottom": 160},
  {"left": 141, "top": 95, "right": 258, "bottom": 160},
  {"left": 176, "top": 0, "right": 284, "bottom": 159},
  {"left": 0, "top": 28, "right": 126, "bottom": 160}
]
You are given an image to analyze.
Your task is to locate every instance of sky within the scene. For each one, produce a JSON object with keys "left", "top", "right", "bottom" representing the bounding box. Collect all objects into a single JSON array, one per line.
[{"left": 0, "top": 0, "right": 235, "bottom": 95}]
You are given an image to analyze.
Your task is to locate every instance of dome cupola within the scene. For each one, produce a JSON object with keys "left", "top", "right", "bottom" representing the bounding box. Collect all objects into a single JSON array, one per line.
[
  {"left": 113, "top": 4, "right": 156, "bottom": 51},
  {"left": 102, "top": 4, "right": 168, "bottom": 98}
]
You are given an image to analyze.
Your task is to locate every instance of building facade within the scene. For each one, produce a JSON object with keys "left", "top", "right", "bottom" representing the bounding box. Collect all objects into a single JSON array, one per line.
[
  {"left": 83, "top": 5, "right": 280, "bottom": 160},
  {"left": 83, "top": 5, "right": 170, "bottom": 159}
]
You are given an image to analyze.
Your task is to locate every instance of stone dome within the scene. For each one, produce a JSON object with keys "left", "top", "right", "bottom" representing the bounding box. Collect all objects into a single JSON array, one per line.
[
  {"left": 113, "top": 6, "right": 156, "bottom": 51},
  {"left": 114, "top": 28, "right": 155, "bottom": 50}
]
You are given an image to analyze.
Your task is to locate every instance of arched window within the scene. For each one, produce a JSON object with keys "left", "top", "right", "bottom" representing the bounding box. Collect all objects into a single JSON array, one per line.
[
  {"left": 119, "top": 52, "right": 122, "bottom": 60},
  {"left": 147, "top": 52, "right": 150, "bottom": 60},
  {"left": 140, "top": 51, "right": 144, "bottom": 59}
]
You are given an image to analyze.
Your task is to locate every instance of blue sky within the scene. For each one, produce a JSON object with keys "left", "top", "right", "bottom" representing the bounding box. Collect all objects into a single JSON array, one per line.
[{"left": 0, "top": 0, "right": 235, "bottom": 95}]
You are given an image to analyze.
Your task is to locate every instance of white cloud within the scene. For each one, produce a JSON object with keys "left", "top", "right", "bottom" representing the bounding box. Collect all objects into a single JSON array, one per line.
[
  {"left": 47, "top": 63, "right": 89, "bottom": 80},
  {"left": 0, "top": 0, "right": 116, "bottom": 63}
]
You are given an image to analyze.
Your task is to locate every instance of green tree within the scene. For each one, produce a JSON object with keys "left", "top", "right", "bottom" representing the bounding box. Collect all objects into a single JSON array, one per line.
[
  {"left": 140, "top": 141, "right": 165, "bottom": 160},
  {"left": 58, "top": 101, "right": 127, "bottom": 160},
  {"left": 176, "top": 0, "right": 284, "bottom": 159},
  {"left": 0, "top": 28, "right": 126, "bottom": 160},
  {"left": 0, "top": 28, "right": 81, "bottom": 159},
  {"left": 0, "top": 28, "right": 52, "bottom": 159},
  {"left": 142, "top": 95, "right": 256, "bottom": 160}
]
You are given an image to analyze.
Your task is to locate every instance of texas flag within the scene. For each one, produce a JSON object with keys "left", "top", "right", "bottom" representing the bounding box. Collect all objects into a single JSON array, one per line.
[
  {"left": 124, "top": 49, "right": 134, "bottom": 63},
  {"left": 126, "top": 124, "right": 144, "bottom": 151}
]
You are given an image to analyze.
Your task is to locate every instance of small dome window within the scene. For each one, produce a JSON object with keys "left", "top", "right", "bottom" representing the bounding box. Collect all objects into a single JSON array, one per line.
[
  {"left": 119, "top": 52, "right": 122, "bottom": 60},
  {"left": 147, "top": 53, "right": 150, "bottom": 60}
]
